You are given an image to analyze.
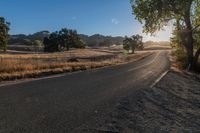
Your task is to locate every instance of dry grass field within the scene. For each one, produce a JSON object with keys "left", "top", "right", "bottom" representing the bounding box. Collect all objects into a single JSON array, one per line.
[
  {"left": 0, "top": 49, "right": 152, "bottom": 82},
  {"left": 0, "top": 49, "right": 113, "bottom": 59}
]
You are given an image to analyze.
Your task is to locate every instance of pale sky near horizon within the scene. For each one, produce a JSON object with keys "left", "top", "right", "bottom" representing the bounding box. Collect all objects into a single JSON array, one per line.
[{"left": 1, "top": 0, "right": 173, "bottom": 41}]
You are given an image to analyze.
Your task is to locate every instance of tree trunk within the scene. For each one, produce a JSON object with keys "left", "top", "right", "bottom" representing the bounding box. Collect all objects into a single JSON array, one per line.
[
  {"left": 185, "top": 29, "right": 194, "bottom": 70},
  {"left": 131, "top": 46, "right": 135, "bottom": 54},
  {"left": 184, "top": 2, "right": 194, "bottom": 70},
  {"left": 66, "top": 44, "right": 69, "bottom": 51},
  {"left": 194, "top": 48, "right": 200, "bottom": 69}
]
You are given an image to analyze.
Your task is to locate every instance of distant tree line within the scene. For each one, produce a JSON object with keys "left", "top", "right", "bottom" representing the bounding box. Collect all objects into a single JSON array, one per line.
[
  {"left": 9, "top": 33, "right": 124, "bottom": 49},
  {"left": 43, "top": 28, "right": 85, "bottom": 52}
]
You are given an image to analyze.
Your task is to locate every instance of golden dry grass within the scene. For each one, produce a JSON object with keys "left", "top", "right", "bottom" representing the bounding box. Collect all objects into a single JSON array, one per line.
[
  {"left": 0, "top": 49, "right": 112, "bottom": 59},
  {"left": 0, "top": 49, "right": 152, "bottom": 81},
  {"left": 0, "top": 59, "right": 123, "bottom": 81}
]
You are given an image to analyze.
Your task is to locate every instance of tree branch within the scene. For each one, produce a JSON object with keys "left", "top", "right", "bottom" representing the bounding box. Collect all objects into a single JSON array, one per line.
[{"left": 193, "top": 24, "right": 200, "bottom": 31}]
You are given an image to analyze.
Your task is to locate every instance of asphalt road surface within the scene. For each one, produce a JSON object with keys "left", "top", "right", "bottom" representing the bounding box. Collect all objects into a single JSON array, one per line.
[{"left": 0, "top": 50, "right": 170, "bottom": 133}]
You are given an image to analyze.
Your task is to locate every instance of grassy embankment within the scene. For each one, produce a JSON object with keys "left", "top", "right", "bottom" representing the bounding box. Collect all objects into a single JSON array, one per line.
[{"left": 0, "top": 49, "right": 152, "bottom": 81}]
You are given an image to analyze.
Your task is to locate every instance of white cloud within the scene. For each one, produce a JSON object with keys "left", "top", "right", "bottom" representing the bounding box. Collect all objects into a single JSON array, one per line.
[{"left": 111, "top": 18, "right": 119, "bottom": 25}]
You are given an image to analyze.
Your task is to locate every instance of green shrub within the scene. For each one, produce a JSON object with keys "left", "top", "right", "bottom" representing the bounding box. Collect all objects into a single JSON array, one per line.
[{"left": 173, "top": 48, "right": 187, "bottom": 68}]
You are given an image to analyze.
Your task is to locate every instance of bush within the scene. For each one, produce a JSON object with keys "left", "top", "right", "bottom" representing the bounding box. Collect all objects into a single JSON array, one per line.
[
  {"left": 172, "top": 48, "right": 187, "bottom": 68},
  {"left": 73, "top": 40, "right": 86, "bottom": 49}
]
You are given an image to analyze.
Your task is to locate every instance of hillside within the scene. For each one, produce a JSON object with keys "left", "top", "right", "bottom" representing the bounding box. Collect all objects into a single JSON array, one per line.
[
  {"left": 79, "top": 34, "right": 124, "bottom": 47},
  {"left": 9, "top": 32, "right": 124, "bottom": 47},
  {"left": 8, "top": 31, "right": 49, "bottom": 45},
  {"left": 143, "top": 41, "right": 171, "bottom": 50}
]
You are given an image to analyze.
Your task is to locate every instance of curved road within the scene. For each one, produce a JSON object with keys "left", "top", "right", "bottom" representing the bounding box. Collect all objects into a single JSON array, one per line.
[{"left": 0, "top": 50, "right": 170, "bottom": 133}]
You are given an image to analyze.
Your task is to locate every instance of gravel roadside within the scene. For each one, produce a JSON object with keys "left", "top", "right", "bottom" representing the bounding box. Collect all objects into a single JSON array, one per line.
[{"left": 82, "top": 70, "right": 200, "bottom": 133}]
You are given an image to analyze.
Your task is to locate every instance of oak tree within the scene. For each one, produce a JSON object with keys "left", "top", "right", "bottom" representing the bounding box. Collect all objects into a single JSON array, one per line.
[{"left": 123, "top": 34, "right": 143, "bottom": 54}]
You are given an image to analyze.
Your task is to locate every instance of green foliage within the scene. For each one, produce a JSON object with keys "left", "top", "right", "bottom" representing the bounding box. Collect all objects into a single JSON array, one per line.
[
  {"left": 33, "top": 40, "right": 42, "bottom": 52},
  {"left": 123, "top": 35, "right": 143, "bottom": 54},
  {"left": 172, "top": 48, "right": 188, "bottom": 68},
  {"left": 0, "top": 17, "right": 10, "bottom": 52},
  {"left": 73, "top": 39, "right": 86, "bottom": 49},
  {"left": 43, "top": 32, "right": 62, "bottom": 52},
  {"left": 44, "top": 28, "right": 85, "bottom": 52},
  {"left": 123, "top": 36, "right": 132, "bottom": 51},
  {"left": 130, "top": 0, "right": 193, "bottom": 34},
  {"left": 59, "top": 28, "right": 85, "bottom": 50},
  {"left": 123, "top": 49, "right": 129, "bottom": 57}
]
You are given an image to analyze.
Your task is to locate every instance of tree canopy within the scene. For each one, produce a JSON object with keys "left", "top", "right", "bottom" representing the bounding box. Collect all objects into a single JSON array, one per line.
[
  {"left": 123, "top": 34, "right": 143, "bottom": 54},
  {"left": 131, "top": 0, "right": 195, "bottom": 33},
  {"left": 44, "top": 28, "right": 85, "bottom": 52}
]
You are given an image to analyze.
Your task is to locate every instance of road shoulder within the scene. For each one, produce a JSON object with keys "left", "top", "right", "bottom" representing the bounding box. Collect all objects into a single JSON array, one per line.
[{"left": 89, "top": 70, "right": 200, "bottom": 133}]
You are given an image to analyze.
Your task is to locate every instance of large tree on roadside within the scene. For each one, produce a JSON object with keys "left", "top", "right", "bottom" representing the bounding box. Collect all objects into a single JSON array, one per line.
[
  {"left": 0, "top": 17, "right": 10, "bottom": 52},
  {"left": 130, "top": 0, "right": 200, "bottom": 70}
]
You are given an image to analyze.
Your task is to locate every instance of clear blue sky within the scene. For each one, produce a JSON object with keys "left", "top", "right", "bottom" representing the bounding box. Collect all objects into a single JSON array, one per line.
[{"left": 1, "top": 0, "right": 171, "bottom": 41}]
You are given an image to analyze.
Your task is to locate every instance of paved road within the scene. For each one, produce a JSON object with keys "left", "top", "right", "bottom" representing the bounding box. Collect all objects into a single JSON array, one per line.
[{"left": 0, "top": 50, "right": 170, "bottom": 133}]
